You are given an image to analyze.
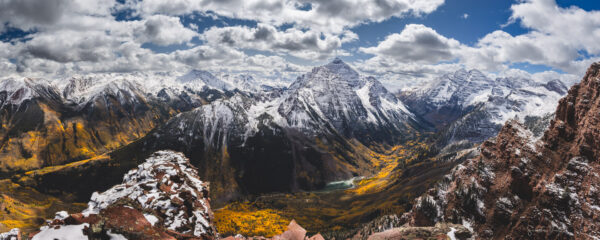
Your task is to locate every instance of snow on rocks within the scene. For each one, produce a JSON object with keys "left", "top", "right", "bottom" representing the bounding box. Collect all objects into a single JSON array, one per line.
[
  {"left": 32, "top": 150, "right": 216, "bottom": 240},
  {"left": 400, "top": 63, "right": 600, "bottom": 239},
  {"left": 156, "top": 58, "right": 418, "bottom": 151},
  {"left": 400, "top": 68, "right": 568, "bottom": 146},
  {"left": 0, "top": 228, "right": 20, "bottom": 240},
  {"left": 0, "top": 77, "right": 59, "bottom": 107},
  {"left": 32, "top": 224, "right": 89, "bottom": 240}
]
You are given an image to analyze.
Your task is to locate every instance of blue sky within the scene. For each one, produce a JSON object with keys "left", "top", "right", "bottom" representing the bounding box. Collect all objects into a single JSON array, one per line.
[{"left": 0, "top": 0, "right": 599, "bottom": 88}]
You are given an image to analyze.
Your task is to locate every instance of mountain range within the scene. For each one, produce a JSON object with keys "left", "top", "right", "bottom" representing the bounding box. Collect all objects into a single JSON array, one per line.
[{"left": 1, "top": 58, "right": 589, "bottom": 240}]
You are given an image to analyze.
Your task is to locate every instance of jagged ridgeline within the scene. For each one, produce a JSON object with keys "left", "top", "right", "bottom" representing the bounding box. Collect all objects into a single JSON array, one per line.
[
  {"left": 403, "top": 63, "right": 600, "bottom": 239},
  {"left": 0, "top": 77, "right": 173, "bottom": 178},
  {"left": 0, "top": 71, "right": 278, "bottom": 178},
  {"left": 0, "top": 58, "right": 574, "bottom": 237},
  {"left": 24, "top": 59, "right": 426, "bottom": 205}
]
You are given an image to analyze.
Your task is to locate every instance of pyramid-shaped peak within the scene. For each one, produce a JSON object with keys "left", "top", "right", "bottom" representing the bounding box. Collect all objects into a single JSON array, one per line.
[
  {"left": 331, "top": 57, "right": 344, "bottom": 64},
  {"left": 323, "top": 57, "right": 358, "bottom": 78}
]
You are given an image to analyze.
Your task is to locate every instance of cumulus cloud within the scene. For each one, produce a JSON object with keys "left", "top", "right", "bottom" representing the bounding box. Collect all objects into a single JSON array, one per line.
[
  {"left": 21, "top": 30, "right": 119, "bottom": 63},
  {"left": 0, "top": 0, "right": 596, "bottom": 92},
  {"left": 360, "top": 0, "right": 600, "bottom": 88},
  {"left": 462, "top": 0, "right": 600, "bottom": 74},
  {"left": 126, "top": 0, "right": 446, "bottom": 33},
  {"left": 202, "top": 24, "right": 357, "bottom": 60},
  {"left": 172, "top": 45, "right": 245, "bottom": 67},
  {"left": 0, "top": 0, "right": 68, "bottom": 32},
  {"left": 135, "top": 15, "right": 198, "bottom": 46},
  {"left": 0, "top": 0, "right": 117, "bottom": 32},
  {"left": 360, "top": 24, "right": 460, "bottom": 64}
]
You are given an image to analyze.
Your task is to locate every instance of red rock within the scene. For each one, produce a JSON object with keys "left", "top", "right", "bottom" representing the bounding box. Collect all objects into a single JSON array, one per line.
[
  {"left": 405, "top": 62, "right": 600, "bottom": 239},
  {"left": 273, "top": 220, "right": 307, "bottom": 240}
]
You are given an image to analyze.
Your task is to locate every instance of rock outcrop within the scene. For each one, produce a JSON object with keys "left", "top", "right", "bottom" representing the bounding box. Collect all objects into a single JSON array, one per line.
[
  {"left": 30, "top": 151, "right": 217, "bottom": 240},
  {"left": 366, "top": 223, "right": 470, "bottom": 240},
  {"left": 404, "top": 62, "right": 600, "bottom": 239},
  {"left": 222, "top": 220, "right": 324, "bottom": 240},
  {"left": 0, "top": 228, "right": 20, "bottom": 240}
]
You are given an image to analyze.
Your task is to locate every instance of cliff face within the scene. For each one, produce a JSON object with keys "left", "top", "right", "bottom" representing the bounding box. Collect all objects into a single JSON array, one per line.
[{"left": 406, "top": 63, "right": 600, "bottom": 239}]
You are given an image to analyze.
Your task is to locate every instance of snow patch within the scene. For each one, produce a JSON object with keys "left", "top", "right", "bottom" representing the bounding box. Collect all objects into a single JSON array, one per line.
[
  {"left": 107, "top": 230, "right": 128, "bottom": 240},
  {"left": 83, "top": 151, "right": 211, "bottom": 237},
  {"left": 32, "top": 224, "right": 89, "bottom": 240},
  {"left": 447, "top": 227, "right": 458, "bottom": 240},
  {"left": 143, "top": 213, "right": 159, "bottom": 226},
  {"left": 0, "top": 228, "right": 20, "bottom": 240}
]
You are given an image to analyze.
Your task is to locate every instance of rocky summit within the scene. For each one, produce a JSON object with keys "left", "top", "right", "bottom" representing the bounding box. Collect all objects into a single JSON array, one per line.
[
  {"left": 27, "top": 151, "right": 216, "bottom": 240},
  {"left": 402, "top": 63, "right": 600, "bottom": 239}
]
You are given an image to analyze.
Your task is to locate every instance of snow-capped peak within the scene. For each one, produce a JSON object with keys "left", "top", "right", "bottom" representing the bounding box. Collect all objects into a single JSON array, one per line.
[
  {"left": 178, "top": 69, "right": 233, "bottom": 91},
  {"left": 323, "top": 58, "right": 361, "bottom": 87},
  {"left": 62, "top": 76, "right": 146, "bottom": 104},
  {"left": 0, "top": 77, "right": 59, "bottom": 105},
  {"left": 402, "top": 68, "right": 568, "bottom": 129},
  {"left": 157, "top": 60, "right": 419, "bottom": 147}
]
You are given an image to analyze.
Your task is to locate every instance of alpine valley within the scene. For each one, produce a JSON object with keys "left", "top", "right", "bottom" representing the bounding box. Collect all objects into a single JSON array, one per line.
[{"left": 3, "top": 58, "right": 598, "bottom": 240}]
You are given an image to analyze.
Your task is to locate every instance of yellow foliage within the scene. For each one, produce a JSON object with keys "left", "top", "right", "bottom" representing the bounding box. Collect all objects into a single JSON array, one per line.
[
  {"left": 214, "top": 202, "right": 290, "bottom": 237},
  {"left": 0, "top": 180, "right": 85, "bottom": 233}
]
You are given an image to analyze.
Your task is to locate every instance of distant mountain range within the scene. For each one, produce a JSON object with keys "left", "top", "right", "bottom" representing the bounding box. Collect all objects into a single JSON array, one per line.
[
  {"left": 398, "top": 62, "right": 600, "bottom": 240},
  {"left": 0, "top": 58, "right": 580, "bottom": 239},
  {"left": 400, "top": 68, "right": 567, "bottom": 152}
]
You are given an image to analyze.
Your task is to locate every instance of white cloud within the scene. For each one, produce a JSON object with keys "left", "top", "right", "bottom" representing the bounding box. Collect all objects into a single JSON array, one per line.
[
  {"left": 355, "top": 55, "right": 462, "bottom": 91},
  {"left": 0, "top": 0, "right": 596, "bottom": 89},
  {"left": 0, "top": 0, "right": 69, "bottom": 32},
  {"left": 127, "top": 0, "right": 446, "bottom": 34},
  {"left": 462, "top": 13, "right": 469, "bottom": 19},
  {"left": 359, "top": 24, "right": 461, "bottom": 64},
  {"left": 20, "top": 30, "right": 119, "bottom": 63},
  {"left": 172, "top": 45, "right": 245, "bottom": 67},
  {"left": 530, "top": 71, "right": 579, "bottom": 86},
  {"left": 135, "top": 15, "right": 198, "bottom": 46},
  {"left": 202, "top": 24, "right": 356, "bottom": 60},
  {"left": 359, "top": 0, "right": 600, "bottom": 89},
  {"left": 2, "top": 0, "right": 439, "bottom": 77},
  {"left": 0, "top": 0, "right": 116, "bottom": 32},
  {"left": 463, "top": 0, "right": 600, "bottom": 74}
]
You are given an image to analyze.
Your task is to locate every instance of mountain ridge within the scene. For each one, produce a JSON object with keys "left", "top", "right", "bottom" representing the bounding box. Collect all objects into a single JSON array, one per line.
[{"left": 401, "top": 62, "right": 600, "bottom": 239}]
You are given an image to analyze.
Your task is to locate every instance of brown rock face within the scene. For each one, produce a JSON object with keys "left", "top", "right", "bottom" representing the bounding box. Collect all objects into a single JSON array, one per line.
[
  {"left": 366, "top": 223, "right": 470, "bottom": 240},
  {"left": 405, "top": 63, "right": 600, "bottom": 239},
  {"left": 30, "top": 151, "right": 217, "bottom": 240}
]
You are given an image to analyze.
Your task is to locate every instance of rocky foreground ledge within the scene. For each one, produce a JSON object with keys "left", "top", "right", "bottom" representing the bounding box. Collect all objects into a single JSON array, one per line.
[
  {"left": 1, "top": 149, "right": 469, "bottom": 240},
  {"left": 19, "top": 151, "right": 217, "bottom": 240}
]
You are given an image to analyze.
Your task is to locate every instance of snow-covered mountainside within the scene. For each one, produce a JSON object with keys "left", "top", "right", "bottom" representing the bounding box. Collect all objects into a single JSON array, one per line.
[
  {"left": 178, "top": 70, "right": 234, "bottom": 91},
  {"left": 400, "top": 69, "right": 568, "bottom": 147},
  {"left": 282, "top": 58, "right": 417, "bottom": 141},
  {"left": 0, "top": 69, "right": 289, "bottom": 176},
  {"left": 113, "top": 58, "right": 420, "bottom": 203},
  {"left": 0, "top": 228, "right": 19, "bottom": 240},
  {"left": 400, "top": 63, "right": 600, "bottom": 239},
  {"left": 216, "top": 73, "right": 286, "bottom": 93},
  {"left": 0, "top": 77, "right": 62, "bottom": 107},
  {"left": 150, "top": 58, "right": 418, "bottom": 147},
  {"left": 196, "top": 58, "right": 415, "bottom": 141},
  {"left": 30, "top": 151, "right": 217, "bottom": 240},
  {"left": 0, "top": 74, "right": 188, "bottom": 176}
]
